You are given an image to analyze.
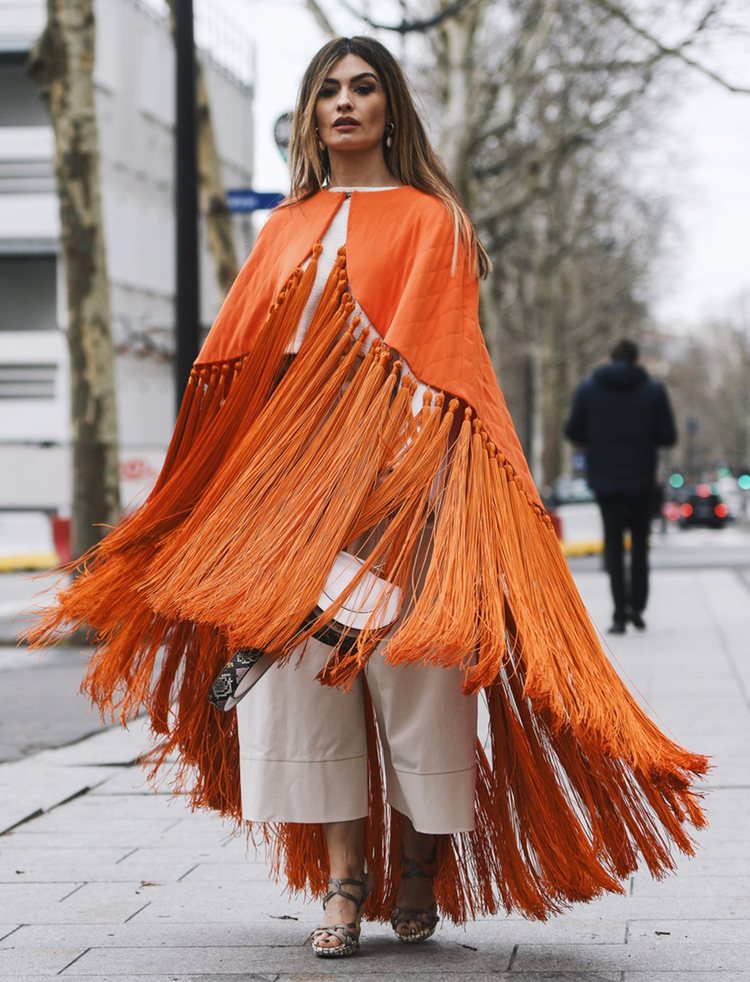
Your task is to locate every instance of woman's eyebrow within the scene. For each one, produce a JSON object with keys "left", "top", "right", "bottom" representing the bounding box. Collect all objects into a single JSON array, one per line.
[{"left": 322, "top": 72, "right": 379, "bottom": 85}]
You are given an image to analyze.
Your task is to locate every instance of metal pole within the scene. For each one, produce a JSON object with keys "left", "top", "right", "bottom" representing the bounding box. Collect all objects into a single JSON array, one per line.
[{"left": 175, "top": 0, "right": 199, "bottom": 415}]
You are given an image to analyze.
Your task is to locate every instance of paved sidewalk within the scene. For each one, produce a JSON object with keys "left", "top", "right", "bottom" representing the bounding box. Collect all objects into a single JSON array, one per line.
[{"left": 1, "top": 566, "right": 749, "bottom": 980}]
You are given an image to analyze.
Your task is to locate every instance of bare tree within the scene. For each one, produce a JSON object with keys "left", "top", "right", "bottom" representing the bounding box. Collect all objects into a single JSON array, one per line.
[
  {"left": 305, "top": 0, "right": 747, "bottom": 485},
  {"left": 645, "top": 295, "right": 750, "bottom": 483},
  {"left": 29, "top": 0, "right": 120, "bottom": 558},
  {"left": 695, "top": 297, "right": 750, "bottom": 472}
]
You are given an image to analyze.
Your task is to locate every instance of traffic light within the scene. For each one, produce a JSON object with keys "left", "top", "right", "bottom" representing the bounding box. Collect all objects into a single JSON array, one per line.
[
  {"left": 739, "top": 474, "right": 750, "bottom": 491},
  {"left": 668, "top": 472, "right": 685, "bottom": 489}
]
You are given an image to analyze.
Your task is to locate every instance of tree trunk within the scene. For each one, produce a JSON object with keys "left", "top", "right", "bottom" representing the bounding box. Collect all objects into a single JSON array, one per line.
[
  {"left": 529, "top": 343, "right": 545, "bottom": 485},
  {"left": 196, "top": 69, "right": 239, "bottom": 297},
  {"left": 167, "top": 0, "right": 239, "bottom": 299},
  {"left": 29, "top": 0, "right": 120, "bottom": 559}
]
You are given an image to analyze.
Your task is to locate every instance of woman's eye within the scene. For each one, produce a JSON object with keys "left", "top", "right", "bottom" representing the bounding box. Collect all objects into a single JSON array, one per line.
[
  {"left": 355, "top": 85, "right": 375, "bottom": 95},
  {"left": 318, "top": 87, "right": 336, "bottom": 99}
]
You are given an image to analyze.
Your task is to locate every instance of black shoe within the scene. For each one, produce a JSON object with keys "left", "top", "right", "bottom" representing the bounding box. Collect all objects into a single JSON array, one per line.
[
  {"left": 630, "top": 612, "right": 646, "bottom": 630},
  {"left": 608, "top": 621, "right": 626, "bottom": 635}
]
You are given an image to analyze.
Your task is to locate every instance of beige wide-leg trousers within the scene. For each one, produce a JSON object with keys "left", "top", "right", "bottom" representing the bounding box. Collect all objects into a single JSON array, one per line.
[{"left": 236, "top": 635, "right": 478, "bottom": 834}]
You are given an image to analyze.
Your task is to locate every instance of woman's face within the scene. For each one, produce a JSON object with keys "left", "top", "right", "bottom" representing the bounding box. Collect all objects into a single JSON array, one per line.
[{"left": 314, "top": 54, "right": 389, "bottom": 156}]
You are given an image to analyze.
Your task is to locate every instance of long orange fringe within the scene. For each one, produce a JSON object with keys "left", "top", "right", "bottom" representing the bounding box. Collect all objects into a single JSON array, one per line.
[{"left": 25, "top": 245, "right": 709, "bottom": 924}]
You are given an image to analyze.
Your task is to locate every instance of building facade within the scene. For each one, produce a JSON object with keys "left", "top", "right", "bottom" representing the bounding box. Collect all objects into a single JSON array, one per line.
[{"left": 0, "top": 0, "right": 255, "bottom": 514}]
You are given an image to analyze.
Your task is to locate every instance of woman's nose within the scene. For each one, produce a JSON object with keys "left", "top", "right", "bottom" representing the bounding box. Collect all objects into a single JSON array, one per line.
[{"left": 337, "top": 89, "right": 353, "bottom": 111}]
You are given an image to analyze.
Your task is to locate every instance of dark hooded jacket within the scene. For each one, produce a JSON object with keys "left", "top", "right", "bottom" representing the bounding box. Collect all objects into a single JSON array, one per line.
[{"left": 564, "top": 360, "right": 677, "bottom": 496}]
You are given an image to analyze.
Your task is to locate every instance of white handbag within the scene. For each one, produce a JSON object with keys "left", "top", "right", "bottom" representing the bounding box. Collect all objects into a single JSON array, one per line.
[{"left": 208, "top": 550, "right": 402, "bottom": 711}]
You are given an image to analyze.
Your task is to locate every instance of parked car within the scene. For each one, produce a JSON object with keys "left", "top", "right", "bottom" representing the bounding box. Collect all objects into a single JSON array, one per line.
[
  {"left": 549, "top": 477, "right": 602, "bottom": 556},
  {"left": 676, "top": 484, "right": 731, "bottom": 529}
]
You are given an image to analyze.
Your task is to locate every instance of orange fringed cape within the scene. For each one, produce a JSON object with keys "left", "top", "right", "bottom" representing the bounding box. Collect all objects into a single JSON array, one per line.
[{"left": 29, "top": 187, "right": 708, "bottom": 924}]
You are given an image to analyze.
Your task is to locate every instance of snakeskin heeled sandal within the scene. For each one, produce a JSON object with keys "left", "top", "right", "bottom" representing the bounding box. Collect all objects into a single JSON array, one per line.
[
  {"left": 310, "top": 874, "right": 370, "bottom": 957},
  {"left": 391, "top": 856, "right": 440, "bottom": 943}
]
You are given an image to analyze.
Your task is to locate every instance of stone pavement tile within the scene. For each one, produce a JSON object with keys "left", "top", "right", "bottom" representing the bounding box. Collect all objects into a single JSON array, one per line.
[
  {"left": 60, "top": 936, "right": 517, "bottom": 975},
  {"left": 3, "top": 821, "right": 222, "bottom": 849},
  {"left": 16, "top": 810, "right": 187, "bottom": 835},
  {"left": 597, "top": 896, "right": 749, "bottom": 921},
  {"left": 52, "top": 794, "right": 186, "bottom": 823},
  {"left": 269, "top": 976, "right": 620, "bottom": 982},
  {"left": 0, "top": 720, "right": 153, "bottom": 833},
  {"left": 550, "top": 891, "right": 750, "bottom": 922},
  {"left": 2, "top": 862, "right": 199, "bottom": 884},
  {"left": 668, "top": 854, "right": 750, "bottom": 877},
  {"left": 8, "top": 882, "right": 149, "bottom": 924},
  {"left": 115, "top": 844, "right": 253, "bottom": 867},
  {"left": 0, "top": 928, "right": 19, "bottom": 943},
  {"left": 513, "top": 941, "right": 750, "bottom": 972},
  {"left": 40, "top": 979, "right": 280, "bottom": 982},
  {"left": 0, "top": 882, "right": 77, "bottom": 918},
  {"left": 662, "top": 725, "right": 747, "bottom": 748},
  {"left": 37, "top": 978, "right": 276, "bottom": 982},
  {"left": 692, "top": 787, "right": 750, "bottom": 813},
  {"left": 0, "top": 976, "right": 622, "bottom": 982},
  {"left": 689, "top": 824, "right": 750, "bottom": 850},
  {"left": 0, "top": 846, "right": 128, "bottom": 870},
  {"left": 87, "top": 762, "right": 179, "bottom": 796},
  {"left": 5, "top": 917, "right": 627, "bottom": 950},
  {"left": 0, "top": 762, "right": 118, "bottom": 834},
  {"left": 276, "top": 976, "right": 620, "bottom": 982},
  {"left": 626, "top": 918, "right": 750, "bottom": 943},
  {"left": 0, "top": 830, "right": 165, "bottom": 849},
  {"left": 631, "top": 874, "right": 750, "bottom": 898},
  {"left": 34, "top": 717, "right": 150, "bottom": 767},
  {"left": 329, "top": 977, "right": 620, "bottom": 982},
  {"left": 441, "top": 918, "right": 626, "bottom": 946},
  {"left": 623, "top": 975, "right": 750, "bottom": 982},
  {"left": 129, "top": 884, "right": 322, "bottom": 924},
  {"left": 692, "top": 796, "right": 750, "bottom": 824},
  {"left": 0, "top": 947, "right": 86, "bottom": 977},
  {"left": 180, "top": 862, "right": 309, "bottom": 883},
  {"left": 1, "top": 921, "right": 304, "bottom": 949},
  {"left": 694, "top": 763, "right": 749, "bottom": 788}
]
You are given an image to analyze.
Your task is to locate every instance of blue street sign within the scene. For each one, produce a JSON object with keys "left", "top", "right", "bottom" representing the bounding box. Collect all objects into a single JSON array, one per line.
[{"left": 226, "top": 189, "right": 285, "bottom": 213}]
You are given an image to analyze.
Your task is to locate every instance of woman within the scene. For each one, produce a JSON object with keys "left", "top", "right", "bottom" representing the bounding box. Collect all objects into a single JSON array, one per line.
[{"left": 29, "top": 36, "right": 708, "bottom": 959}]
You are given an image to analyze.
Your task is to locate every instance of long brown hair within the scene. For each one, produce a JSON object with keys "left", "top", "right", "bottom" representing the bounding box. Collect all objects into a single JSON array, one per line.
[{"left": 286, "top": 36, "right": 491, "bottom": 279}]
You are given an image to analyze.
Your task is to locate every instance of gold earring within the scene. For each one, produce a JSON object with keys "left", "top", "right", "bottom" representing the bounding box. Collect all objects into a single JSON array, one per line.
[
  {"left": 385, "top": 122, "right": 394, "bottom": 149},
  {"left": 315, "top": 127, "right": 326, "bottom": 153}
]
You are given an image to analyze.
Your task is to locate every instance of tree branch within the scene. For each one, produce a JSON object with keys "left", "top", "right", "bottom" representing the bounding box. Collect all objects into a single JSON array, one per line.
[
  {"left": 591, "top": 0, "right": 750, "bottom": 94},
  {"left": 304, "top": 0, "right": 337, "bottom": 37},
  {"left": 336, "top": 0, "right": 475, "bottom": 35}
]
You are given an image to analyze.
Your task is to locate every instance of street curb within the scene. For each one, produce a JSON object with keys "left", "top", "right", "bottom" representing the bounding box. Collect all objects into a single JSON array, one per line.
[
  {"left": 0, "top": 552, "right": 59, "bottom": 573},
  {"left": 0, "top": 717, "right": 150, "bottom": 835}
]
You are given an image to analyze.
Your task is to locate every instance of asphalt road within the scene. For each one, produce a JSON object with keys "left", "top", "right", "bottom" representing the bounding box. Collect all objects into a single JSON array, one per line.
[{"left": 0, "top": 644, "right": 102, "bottom": 764}]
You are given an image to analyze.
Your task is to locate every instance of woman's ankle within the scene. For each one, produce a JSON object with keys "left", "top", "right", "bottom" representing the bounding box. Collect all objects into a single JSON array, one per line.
[
  {"left": 401, "top": 818, "right": 437, "bottom": 863},
  {"left": 328, "top": 861, "right": 366, "bottom": 881},
  {"left": 323, "top": 818, "right": 366, "bottom": 884}
]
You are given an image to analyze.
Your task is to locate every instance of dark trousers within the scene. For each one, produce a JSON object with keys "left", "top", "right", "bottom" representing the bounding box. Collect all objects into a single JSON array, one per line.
[{"left": 596, "top": 492, "right": 653, "bottom": 624}]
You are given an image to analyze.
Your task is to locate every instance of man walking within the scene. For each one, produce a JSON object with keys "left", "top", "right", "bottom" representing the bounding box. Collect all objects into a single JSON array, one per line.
[{"left": 565, "top": 339, "right": 677, "bottom": 633}]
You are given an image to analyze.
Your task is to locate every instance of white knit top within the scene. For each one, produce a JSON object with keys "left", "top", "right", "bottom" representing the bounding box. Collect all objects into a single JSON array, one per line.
[{"left": 285, "top": 187, "right": 429, "bottom": 418}]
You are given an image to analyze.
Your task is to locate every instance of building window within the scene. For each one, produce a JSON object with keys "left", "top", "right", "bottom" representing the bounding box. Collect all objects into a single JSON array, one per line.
[
  {"left": 0, "top": 54, "right": 49, "bottom": 127},
  {"left": 0, "top": 255, "right": 57, "bottom": 332}
]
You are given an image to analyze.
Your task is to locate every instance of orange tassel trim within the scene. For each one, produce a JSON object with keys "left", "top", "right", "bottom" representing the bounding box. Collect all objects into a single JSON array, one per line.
[{"left": 25, "top": 245, "right": 708, "bottom": 924}]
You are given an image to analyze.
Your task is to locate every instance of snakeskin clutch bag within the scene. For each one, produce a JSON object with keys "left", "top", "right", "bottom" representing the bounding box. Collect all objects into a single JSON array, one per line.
[{"left": 208, "top": 551, "right": 402, "bottom": 712}]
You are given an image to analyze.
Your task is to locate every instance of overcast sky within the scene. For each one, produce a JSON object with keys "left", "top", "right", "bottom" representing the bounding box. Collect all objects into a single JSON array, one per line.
[{"left": 215, "top": 0, "right": 750, "bottom": 332}]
